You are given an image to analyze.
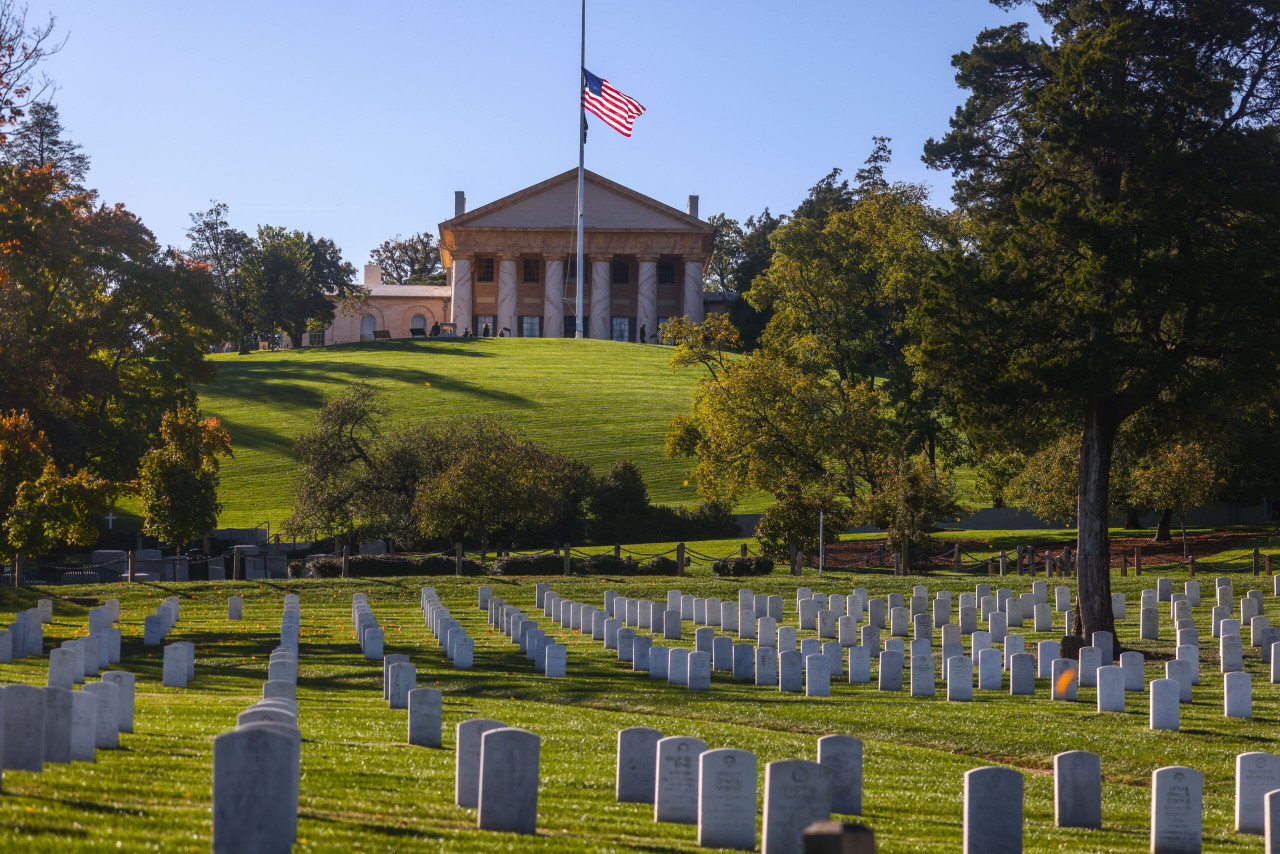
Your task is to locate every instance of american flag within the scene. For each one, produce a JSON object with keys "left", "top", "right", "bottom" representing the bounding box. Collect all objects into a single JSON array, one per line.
[{"left": 582, "top": 68, "right": 645, "bottom": 137}]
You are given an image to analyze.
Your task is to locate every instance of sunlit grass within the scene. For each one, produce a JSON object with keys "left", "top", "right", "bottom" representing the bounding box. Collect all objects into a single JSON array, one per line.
[{"left": 3, "top": 532, "right": 1279, "bottom": 851}]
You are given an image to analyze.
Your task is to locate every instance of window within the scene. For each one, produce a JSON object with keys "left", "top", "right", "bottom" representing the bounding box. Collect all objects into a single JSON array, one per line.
[
  {"left": 474, "top": 314, "right": 495, "bottom": 336},
  {"left": 566, "top": 257, "right": 590, "bottom": 284},
  {"left": 612, "top": 260, "right": 630, "bottom": 285},
  {"left": 411, "top": 314, "right": 427, "bottom": 330},
  {"left": 658, "top": 260, "right": 676, "bottom": 285},
  {"left": 522, "top": 258, "right": 541, "bottom": 284},
  {"left": 520, "top": 316, "right": 542, "bottom": 338},
  {"left": 476, "top": 257, "right": 495, "bottom": 282},
  {"left": 308, "top": 330, "right": 326, "bottom": 347},
  {"left": 611, "top": 316, "right": 634, "bottom": 342},
  {"left": 360, "top": 314, "right": 376, "bottom": 341},
  {"left": 656, "top": 317, "right": 671, "bottom": 342}
]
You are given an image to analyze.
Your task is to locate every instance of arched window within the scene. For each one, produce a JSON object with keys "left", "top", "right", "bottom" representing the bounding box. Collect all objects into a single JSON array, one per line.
[
  {"left": 411, "top": 314, "right": 427, "bottom": 329},
  {"left": 360, "top": 314, "right": 376, "bottom": 341}
]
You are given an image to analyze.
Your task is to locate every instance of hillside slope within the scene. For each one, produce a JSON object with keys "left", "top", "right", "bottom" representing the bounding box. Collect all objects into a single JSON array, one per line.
[{"left": 198, "top": 337, "right": 758, "bottom": 529}]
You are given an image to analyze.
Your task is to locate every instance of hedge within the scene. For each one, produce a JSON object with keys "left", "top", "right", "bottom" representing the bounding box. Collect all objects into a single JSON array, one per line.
[
  {"left": 710, "top": 556, "right": 776, "bottom": 577},
  {"left": 488, "top": 553, "right": 567, "bottom": 576},
  {"left": 295, "top": 554, "right": 485, "bottom": 578}
]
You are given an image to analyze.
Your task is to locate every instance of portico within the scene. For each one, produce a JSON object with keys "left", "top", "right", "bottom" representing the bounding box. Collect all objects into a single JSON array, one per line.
[{"left": 438, "top": 169, "right": 715, "bottom": 341}]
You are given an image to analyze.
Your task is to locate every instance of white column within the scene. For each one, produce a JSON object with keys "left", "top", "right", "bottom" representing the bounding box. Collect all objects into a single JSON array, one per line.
[
  {"left": 590, "top": 256, "right": 611, "bottom": 340},
  {"left": 543, "top": 255, "right": 564, "bottom": 338},
  {"left": 450, "top": 256, "right": 472, "bottom": 330},
  {"left": 637, "top": 256, "right": 658, "bottom": 343},
  {"left": 497, "top": 255, "right": 518, "bottom": 337},
  {"left": 683, "top": 257, "right": 706, "bottom": 325}
]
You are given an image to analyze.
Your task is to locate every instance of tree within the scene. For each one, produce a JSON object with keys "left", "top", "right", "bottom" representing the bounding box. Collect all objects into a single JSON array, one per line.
[
  {"left": 0, "top": 410, "right": 114, "bottom": 562},
  {"left": 137, "top": 407, "right": 233, "bottom": 552},
  {"left": 664, "top": 313, "right": 889, "bottom": 508},
  {"left": 0, "top": 3, "right": 60, "bottom": 142},
  {"left": 0, "top": 163, "right": 223, "bottom": 483},
  {"left": 186, "top": 202, "right": 254, "bottom": 353},
  {"left": 753, "top": 479, "right": 853, "bottom": 559},
  {"left": 240, "top": 226, "right": 362, "bottom": 348},
  {"left": 856, "top": 455, "right": 965, "bottom": 570},
  {"left": 919, "top": 1, "right": 1280, "bottom": 639},
  {"left": 1128, "top": 442, "right": 1223, "bottom": 558},
  {"left": 725, "top": 207, "right": 782, "bottom": 348},
  {"left": 3, "top": 101, "right": 89, "bottom": 194},
  {"left": 412, "top": 420, "right": 574, "bottom": 561},
  {"left": 284, "top": 382, "right": 383, "bottom": 540},
  {"left": 369, "top": 232, "right": 443, "bottom": 286},
  {"left": 704, "top": 214, "right": 743, "bottom": 292}
]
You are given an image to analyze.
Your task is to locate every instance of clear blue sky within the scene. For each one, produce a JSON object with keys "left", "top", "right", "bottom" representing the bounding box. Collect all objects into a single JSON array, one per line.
[{"left": 28, "top": 1, "right": 1043, "bottom": 275}]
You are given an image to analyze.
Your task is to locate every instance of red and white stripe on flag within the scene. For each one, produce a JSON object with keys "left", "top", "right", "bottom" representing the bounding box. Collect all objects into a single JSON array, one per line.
[{"left": 582, "top": 69, "right": 645, "bottom": 137}]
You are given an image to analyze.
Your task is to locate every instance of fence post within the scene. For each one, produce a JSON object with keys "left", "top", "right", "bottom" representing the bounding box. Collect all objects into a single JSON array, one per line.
[
  {"left": 127, "top": 550, "right": 136, "bottom": 583},
  {"left": 455, "top": 542, "right": 463, "bottom": 576},
  {"left": 334, "top": 535, "right": 342, "bottom": 558},
  {"left": 614, "top": 543, "right": 621, "bottom": 559},
  {"left": 564, "top": 543, "right": 572, "bottom": 576},
  {"left": 953, "top": 544, "right": 962, "bottom": 569},
  {"left": 1267, "top": 554, "right": 1273, "bottom": 576},
  {"left": 999, "top": 551, "right": 1007, "bottom": 576},
  {"left": 1120, "top": 554, "right": 1127, "bottom": 577},
  {"left": 1134, "top": 547, "right": 1142, "bottom": 576},
  {"left": 341, "top": 545, "right": 350, "bottom": 579},
  {"left": 740, "top": 543, "right": 748, "bottom": 558},
  {"left": 1188, "top": 555, "right": 1195, "bottom": 577},
  {"left": 878, "top": 542, "right": 886, "bottom": 567},
  {"left": 1254, "top": 548, "right": 1261, "bottom": 576},
  {"left": 676, "top": 543, "right": 686, "bottom": 577},
  {"left": 986, "top": 559, "right": 994, "bottom": 575},
  {"left": 203, "top": 535, "right": 211, "bottom": 555},
  {"left": 12, "top": 554, "right": 21, "bottom": 588}
]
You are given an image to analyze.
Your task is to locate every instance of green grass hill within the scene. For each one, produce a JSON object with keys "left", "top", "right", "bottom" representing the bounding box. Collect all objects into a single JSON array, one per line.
[{"left": 197, "top": 337, "right": 755, "bottom": 531}]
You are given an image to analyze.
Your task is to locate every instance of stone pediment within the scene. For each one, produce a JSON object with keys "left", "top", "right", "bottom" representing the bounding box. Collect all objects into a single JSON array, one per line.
[{"left": 440, "top": 169, "right": 710, "bottom": 233}]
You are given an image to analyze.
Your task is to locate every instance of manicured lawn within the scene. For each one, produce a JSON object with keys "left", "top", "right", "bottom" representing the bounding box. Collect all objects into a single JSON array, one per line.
[
  {"left": 4, "top": 531, "right": 1280, "bottom": 851},
  {"left": 194, "top": 337, "right": 774, "bottom": 530}
]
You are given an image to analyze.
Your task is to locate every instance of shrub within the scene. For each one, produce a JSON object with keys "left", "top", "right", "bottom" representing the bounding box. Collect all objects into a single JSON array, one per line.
[
  {"left": 303, "top": 553, "right": 484, "bottom": 578},
  {"left": 710, "top": 556, "right": 775, "bottom": 577},
  {"left": 640, "top": 555, "right": 680, "bottom": 575},
  {"left": 488, "top": 553, "right": 567, "bottom": 576}
]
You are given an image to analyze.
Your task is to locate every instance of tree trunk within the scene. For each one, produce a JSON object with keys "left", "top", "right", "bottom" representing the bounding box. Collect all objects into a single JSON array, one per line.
[
  {"left": 237, "top": 336, "right": 250, "bottom": 355},
  {"left": 1154, "top": 508, "right": 1173, "bottom": 542},
  {"left": 1075, "top": 402, "right": 1118, "bottom": 641},
  {"left": 289, "top": 327, "right": 304, "bottom": 349},
  {"left": 1179, "top": 512, "right": 1189, "bottom": 559},
  {"left": 1124, "top": 508, "right": 1140, "bottom": 529}
]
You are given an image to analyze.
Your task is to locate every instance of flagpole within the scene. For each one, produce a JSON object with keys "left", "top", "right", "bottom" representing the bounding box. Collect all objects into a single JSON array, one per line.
[{"left": 575, "top": 0, "right": 586, "bottom": 338}]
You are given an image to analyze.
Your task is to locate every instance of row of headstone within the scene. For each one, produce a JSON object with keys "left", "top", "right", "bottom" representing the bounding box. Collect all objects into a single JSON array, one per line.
[
  {"left": 279, "top": 594, "right": 300, "bottom": 649},
  {"left": 2, "top": 671, "right": 134, "bottom": 777},
  {"left": 261, "top": 598, "right": 302, "bottom": 703},
  {"left": 454, "top": 718, "right": 541, "bottom": 834},
  {"left": 143, "top": 596, "right": 180, "bottom": 645},
  {"left": 351, "top": 594, "right": 384, "bottom": 660},
  {"left": 213, "top": 677, "right": 302, "bottom": 853},
  {"left": 423, "top": 587, "right": 473, "bottom": 669},
  {"left": 6, "top": 607, "right": 43, "bottom": 659}
]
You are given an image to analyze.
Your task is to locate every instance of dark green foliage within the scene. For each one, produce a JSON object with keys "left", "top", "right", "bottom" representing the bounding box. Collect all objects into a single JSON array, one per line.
[
  {"left": 488, "top": 553, "right": 567, "bottom": 576},
  {"left": 640, "top": 555, "right": 680, "bottom": 574},
  {"left": 302, "top": 553, "right": 484, "bottom": 578},
  {"left": 588, "top": 460, "right": 650, "bottom": 543},
  {"left": 581, "top": 553, "right": 672, "bottom": 577},
  {"left": 919, "top": 0, "right": 1280, "bottom": 637},
  {"left": 710, "top": 556, "right": 775, "bottom": 577},
  {"left": 646, "top": 501, "right": 742, "bottom": 542}
]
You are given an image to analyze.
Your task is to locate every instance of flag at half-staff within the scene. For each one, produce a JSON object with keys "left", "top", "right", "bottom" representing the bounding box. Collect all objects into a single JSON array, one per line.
[{"left": 582, "top": 68, "right": 646, "bottom": 137}]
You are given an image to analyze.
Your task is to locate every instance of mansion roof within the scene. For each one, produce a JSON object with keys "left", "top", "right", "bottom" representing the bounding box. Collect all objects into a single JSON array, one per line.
[{"left": 437, "top": 169, "right": 714, "bottom": 267}]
